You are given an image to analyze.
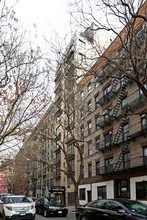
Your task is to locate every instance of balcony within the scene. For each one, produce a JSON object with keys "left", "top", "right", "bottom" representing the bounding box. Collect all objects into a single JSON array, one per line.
[
  {"left": 53, "top": 157, "right": 61, "bottom": 164},
  {"left": 54, "top": 145, "right": 61, "bottom": 153},
  {"left": 53, "top": 170, "right": 61, "bottom": 178},
  {"left": 98, "top": 121, "right": 147, "bottom": 152},
  {"left": 98, "top": 90, "right": 116, "bottom": 106},
  {"left": 99, "top": 155, "right": 147, "bottom": 175},
  {"left": 67, "top": 149, "right": 75, "bottom": 158}
]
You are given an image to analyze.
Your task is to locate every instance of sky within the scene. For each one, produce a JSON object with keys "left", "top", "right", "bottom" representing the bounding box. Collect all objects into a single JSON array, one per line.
[{"left": 14, "top": 0, "right": 71, "bottom": 46}]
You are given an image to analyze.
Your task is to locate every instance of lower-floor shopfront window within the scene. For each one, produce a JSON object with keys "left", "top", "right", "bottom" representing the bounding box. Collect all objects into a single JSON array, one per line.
[{"left": 136, "top": 181, "right": 147, "bottom": 199}]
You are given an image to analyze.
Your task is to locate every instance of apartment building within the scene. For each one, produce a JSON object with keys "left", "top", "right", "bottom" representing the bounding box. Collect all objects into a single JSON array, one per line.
[
  {"left": 0, "top": 160, "right": 15, "bottom": 194},
  {"left": 77, "top": 4, "right": 147, "bottom": 205},
  {"left": 14, "top": 148, "right": 26, "bottom": 195},
  {"left": 53, "top": 23, "right": 111, "bottom": 205},
  {"left": 0, "top": 171, "right": 7, "bottom": 193}
]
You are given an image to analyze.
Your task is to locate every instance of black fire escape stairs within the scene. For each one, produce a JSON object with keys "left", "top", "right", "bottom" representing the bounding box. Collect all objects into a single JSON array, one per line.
[
  {"left": 113, "top": 139, "right": 130, "bottom": 172},
  {"left": 112, "top": 77, "right": 130, "bottom": 172},
  {"left": 112, "top": 77, "right": 129, "bottom": 117}
]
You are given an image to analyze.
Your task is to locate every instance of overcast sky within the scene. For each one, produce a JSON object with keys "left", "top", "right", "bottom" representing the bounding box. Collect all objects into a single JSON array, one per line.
[{"left": 14, "top": 0, "right": 71, "bottom": 45}]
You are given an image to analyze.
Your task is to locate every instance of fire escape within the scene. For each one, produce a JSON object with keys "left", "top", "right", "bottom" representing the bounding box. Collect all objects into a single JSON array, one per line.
[{"left": 112, "top": 77, "right": 130, "bottom": 172}]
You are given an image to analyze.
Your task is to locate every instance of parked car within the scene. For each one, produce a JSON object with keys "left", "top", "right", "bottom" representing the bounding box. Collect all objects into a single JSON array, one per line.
[
  {"left": 0, "top": 195, "right": 36, "bottom": 220},
  {"left": 76, "top": 199, "right": 147, "bottom": 220},
  {"left": 35, "top": 197, "right": 68, "bottom": 217},
  {"left": 27, "top": 197, "right": 36, "bottom": 205},
  {"left": 0, "top": 194, "right": 12, "bottom": 201}
]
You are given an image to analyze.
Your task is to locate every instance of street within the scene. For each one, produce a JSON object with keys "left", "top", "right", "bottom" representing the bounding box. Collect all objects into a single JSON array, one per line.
[
  {"left": 0, "top": 212, "right": 76, "bottom": 220},
  {"left": 36, "top": 212, "right": 76, "bottom": 220}
]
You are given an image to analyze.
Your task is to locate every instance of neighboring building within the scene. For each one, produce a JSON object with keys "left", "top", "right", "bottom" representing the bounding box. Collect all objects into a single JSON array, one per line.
[
  {"left": 14, "top": 148, "right": 26, "bottom": 195},
  {"left": 0, "top": 171, "right": 7, "bottom": 193},
  {"left": 0, "top": 160, "right": 15, "bottom": 194},
  {"left": 53, "top": 23, "right": 111, "bottom": 205},
  {"left": 22, "top": 23, "right": 111, "bottom": 205}
]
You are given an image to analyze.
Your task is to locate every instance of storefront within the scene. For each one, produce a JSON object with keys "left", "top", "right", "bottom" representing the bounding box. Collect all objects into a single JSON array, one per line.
[{"left": 48, "top": 186, "right": 66, "bottom": 205}]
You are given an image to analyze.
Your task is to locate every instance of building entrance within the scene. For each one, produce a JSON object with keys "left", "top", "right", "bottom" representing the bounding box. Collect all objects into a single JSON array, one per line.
[{"left": 115, "top": 179, "right": 130, "bottom": 198}]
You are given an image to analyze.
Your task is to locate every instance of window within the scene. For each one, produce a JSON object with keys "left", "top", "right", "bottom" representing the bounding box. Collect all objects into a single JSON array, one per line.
[
  {"left": 51, "top": 151, "right": 53, "bottom": 159},
  {"left": 136, "top": 181, "right": 147, "bottom": 199},
  {"left": 79, "top": 53, "right": 85, "bottom": 61},
  {"left": 140, "top": 82, "right": 147, "bottom": 95},
  {"left": 88, "top": 121, "right": 92, "bottom": 135},
  {"left": 123, "top": 152, "right": 130, "bottom": 169},
  {"left": 141, "top": 114, "right": 147, "bottom": 130},
  {"left": 95, "top": 116, "right": 100, "bottom": 130},
  {"left": 122, "top": 123, "right": 129, "bottom": 141},
  {"left": 95, "top": 138, "right": 100, "bottom": 152},
  {"left": 88, "top": 164, "right": 92, "bottom": 177},
  {"left": 81, "top": 91, "right": 84, "bottom": 101},
  {"left": 94, "top": 76, "right": 99, "bottom": 87},
  {"left": 87, "top": 83, "right": 91, "bottom": 94},
  {"left": 95, "top": 95, "right": 99, "bottom": 108},
  {"left": 50, "top": 178, "right": 53, "bottom": 185},
  {"left": 96, "top": 162, "right": 100, "bottom": 175},
  {"left": 97, "top": 186, "right": 107, "bottom": 199},
  {"left": 69, "top": 159, "right": 75, "bottom": 171},
  {"left": 67, "top": 144, "right": 75, "bottom": 156},
  {"left": 106, "top": 201, "right": 124, "bottom": 212},
  {"left": 88, "top": 142, "right": 92, "bottom": 156},
  {"left": 103, "top": 84, "right": 112, "bottom": 97},
  {"left": 69, "top": 112, "right": 74, "bottom": 124},
  {"left": 104, "top": 108, "right": 112, "bottom": 122},
  {"left": 68, "top": 177, "right": 73, "bottom": 185},
  {"left": 88, "top": 200, "right": 106, "bottom": 208},
  {"left": 51, "top": 124, "right": 54, "bottom": 132},
  {"left": 56, "top": 152, "right": 61, "bottom": 163},
  {"left": 56, "top": 140, "right": 61, "bottom": 150},
  {"left": 56, "top": 125, "right": 61, "bottom": 136},
  {"left": 105, "top": 158, "right": 113, "bottom": 173},
  {"left": 143, "top": 147, "right": 147, "bottom": 165},
  {"left": 79, "top": 39, "right": 86, "bottom": 48},
  {"left": 104, "top": 132, "right": 112, "bottom": 147},
  {"left": 80, "top": 126, "right": 84, "bottom": 139},
  {"left": 122, "top": 96, "right": 128, "bottom": 108},
  {"left": 79, "top": 188, "right": 85, "bottom": 200},
  {"left": 81, "top": 109, "right": 84, "bottom": 119},
  {"left": 88, "top": 101, "right": 92, "bottom": 113}
]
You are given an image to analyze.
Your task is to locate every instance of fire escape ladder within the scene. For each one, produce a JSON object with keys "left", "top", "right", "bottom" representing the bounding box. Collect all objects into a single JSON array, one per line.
[
  {"left": 113, "top": 110, "right": 127, "bottom": 144},
  {"left": 113, "top": 140, "right": 130, "bottom": 172},
  {"left": 113, "top": 77, "right": 128, "bottom": 117},
  {"left": 111, "top": 78, "right": 119, "bottom": 92}
]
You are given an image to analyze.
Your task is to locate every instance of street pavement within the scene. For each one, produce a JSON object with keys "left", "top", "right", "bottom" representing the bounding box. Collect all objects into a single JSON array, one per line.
[{"left": 0, "top": 206, "right": 76, "bottom": 220}]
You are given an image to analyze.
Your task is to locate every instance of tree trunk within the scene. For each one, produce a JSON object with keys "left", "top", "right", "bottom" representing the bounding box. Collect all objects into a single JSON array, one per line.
[{"left": 74, "top": 185, "right": 79, "bottom": 210}]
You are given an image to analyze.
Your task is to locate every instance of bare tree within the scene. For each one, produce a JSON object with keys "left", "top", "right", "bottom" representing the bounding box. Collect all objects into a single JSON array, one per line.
[{"left": 0, "top": 0, "right": 52, "bottom": 154}]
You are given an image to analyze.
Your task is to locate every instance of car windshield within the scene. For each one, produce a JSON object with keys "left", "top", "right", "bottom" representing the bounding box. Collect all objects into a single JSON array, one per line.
[
  {"left": 120, "top": 200, "right": 147, "bottom": 214},
  {"left": 28, "top": 197, "right": 34, "bottom": 202},
  {"left": 5, "top": 197, "right": 31, "bottom": 204},
  {"left": 44, "top": 197, "right": 61, "bottom": 204}
]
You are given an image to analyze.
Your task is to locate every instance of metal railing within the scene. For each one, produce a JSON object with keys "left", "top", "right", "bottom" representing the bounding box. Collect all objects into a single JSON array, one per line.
[{"left": 98, "top": 155, "right": 147, "bottom": 175}]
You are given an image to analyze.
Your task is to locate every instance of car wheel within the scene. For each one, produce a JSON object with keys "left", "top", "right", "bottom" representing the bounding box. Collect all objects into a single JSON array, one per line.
[
  {"left": 62, "top": 214, "right": 67, "bottom": 217},
  {"left": 3, "top": 213, "right": 8, "bottom": 220},
  {"left": 43, "top": 209, "right": 47, "bottom": 217},
  {"left": 36, "top": 207, "right": 39, "bottom": 214},
  {"left": 81, "top": 216, "right": 88, "bottom": 220}
]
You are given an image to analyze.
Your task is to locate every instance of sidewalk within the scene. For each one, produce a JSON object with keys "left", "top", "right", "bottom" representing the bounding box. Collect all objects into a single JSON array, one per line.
[{"left": 68, "top": 206, "right": 75, "bottom": 213}]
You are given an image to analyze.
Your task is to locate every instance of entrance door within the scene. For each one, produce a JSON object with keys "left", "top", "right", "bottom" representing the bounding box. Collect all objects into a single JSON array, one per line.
[
  {"left": 115, "top": 179, "right": 129, "bottom": 198},
  {"left": 87, "top": 190, "right": 92, "bottom": 202}
]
